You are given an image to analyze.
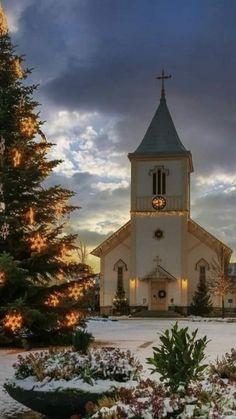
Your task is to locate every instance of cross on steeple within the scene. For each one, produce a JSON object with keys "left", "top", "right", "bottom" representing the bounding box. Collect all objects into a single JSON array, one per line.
[{"left": 156, "top": 70, "right": 171, "bottom": 100}]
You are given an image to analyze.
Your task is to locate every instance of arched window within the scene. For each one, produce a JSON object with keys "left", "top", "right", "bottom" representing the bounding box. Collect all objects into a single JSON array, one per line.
[
  {"left": 195, "top": 259, "right": 210, "bottom": 284},
  {"left": 149, "top": 166, "right": 169, "bottom": 195},
  {"left": 113, "top": 260, "right": 127, "bottom": 293}
]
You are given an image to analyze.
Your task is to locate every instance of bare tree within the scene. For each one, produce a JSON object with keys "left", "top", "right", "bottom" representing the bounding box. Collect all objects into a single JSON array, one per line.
[
  {"left": 77, "top": 240, "right": 89, "bottom": 264},
  {"left": 209, "top": 245, "right": 235, "bottom": 318}
]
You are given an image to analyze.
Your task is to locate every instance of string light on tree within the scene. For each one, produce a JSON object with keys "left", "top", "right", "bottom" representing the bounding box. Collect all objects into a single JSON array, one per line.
[
  {"left": 25, "top": 207, "right": 35, "bottom": 225},
  {"left": 0, "top": 2, "right": 8, "bottom": 35},
  {"left": 20, "top": 116, "right": 38, "bottom": 137},
  {"left": 3, "top": 313, "right": 23, "bottom": 332},
  {"left": 68, "top": 283, "right": 83, "bottom": 300},
  {"left": 65, "top": 311, "right": 81, "bottom": 327},
  {"left": 0, "top": 222, "right": 10, "bottom": 240},
  {"left": 29, "top": 233, "right": 46, "bottom": 252},
  {"left": 55, "top": 204, "right": 64, "bottom": 218},
  {"left": 12, "top": 149, "right": 21, "bottom": 167},
  {"left": 12, "top": 58, "right": 24, "bottom": 79},
  {"left": 45, "top": 292, "right": 61, "bottom": 307},
  {"left": 0, "top": 271, "right": 5, "bottom": 286}
]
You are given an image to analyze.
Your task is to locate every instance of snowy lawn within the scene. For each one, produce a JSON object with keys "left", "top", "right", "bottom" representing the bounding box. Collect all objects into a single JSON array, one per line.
[{"left": 1, "top": 318, "right": 236, "bottom": 418}]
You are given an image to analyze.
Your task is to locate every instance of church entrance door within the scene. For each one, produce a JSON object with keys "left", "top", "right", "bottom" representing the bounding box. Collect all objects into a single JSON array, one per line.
[{"left": 150, "top": 280, "right": 167, "bottom": 310}]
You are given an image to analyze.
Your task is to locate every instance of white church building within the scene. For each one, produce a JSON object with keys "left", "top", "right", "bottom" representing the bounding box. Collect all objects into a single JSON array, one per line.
[{"left": 92, "top": 74, "right": 234, "bottom": 315}]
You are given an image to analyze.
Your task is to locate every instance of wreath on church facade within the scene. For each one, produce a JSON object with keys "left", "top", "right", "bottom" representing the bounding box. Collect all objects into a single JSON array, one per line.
[{"left": 158, "top": 290, "right": 166, "bottom": 299}]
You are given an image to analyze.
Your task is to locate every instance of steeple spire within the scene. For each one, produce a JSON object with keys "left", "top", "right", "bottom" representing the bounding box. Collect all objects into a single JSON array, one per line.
[
  {"left": 156, "top": 69, "right": 171, "bottom": 100},
  {"left": 0, "top": 1, "right": 8, "bottom": 36}
]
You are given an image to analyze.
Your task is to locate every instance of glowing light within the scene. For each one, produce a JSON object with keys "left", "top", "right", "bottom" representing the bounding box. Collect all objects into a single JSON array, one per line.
[
  {"left": 12, "top": 58, "right": 24, "bottom": 79},
  {"left": 12, "top": 149, "right": 21, "bottom": 167},
  {"left": 65, "top": 311, "right": 81, "bottom": 327},
  {"left": 181, "top": 278, "right": 188, "bottom": 290},
  {"left": 0, "top": 4, "right": 8, "bottom": 35},
  {"left": 29, "top": 234, "right": 46, "bottom": 252},
  {"left": 129, "top": 278, "right": 136, "bottom": 289},
  {"left": 25, "top": 207, "right": 35, "bottom": 225},
  {"left": 68, "top": 283, "right": 83, "bottom": 300},
  {"left": 0, "top": 271, "right": 5, "bottom": 285},
  {"left": 61, "top": 244, "right": 68, "bottom": 258},
  {"left": 45, "top": 293, "right": 61, "bottom": 307},
  {"left": 55, "top": 204, "right": 63, "bottom": 218},
  {"left": 3, "top": 313, "right": 23, "bottom": 332},
  {"left": 20, "top": 116, "right": 38, "bottom": 137}
]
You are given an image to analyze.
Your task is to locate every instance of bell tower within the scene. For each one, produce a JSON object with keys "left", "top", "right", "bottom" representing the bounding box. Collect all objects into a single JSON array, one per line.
[{"left": 128, "top": 72, "right": 193, "bottom": 308}]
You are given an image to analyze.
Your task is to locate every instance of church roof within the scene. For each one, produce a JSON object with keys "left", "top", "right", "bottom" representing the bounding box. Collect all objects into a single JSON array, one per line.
[
  {"left": 91, "top": 221, "right": 131, "bottom": 257},
  {"left": 141, "top": 264, "right": 177, "bottom": 281},
  {"left": 91, "top": 218, "right": 233, "bottom": 259},
  {"left": 130, "top": 96, "right": 190, "bottom": 157}
]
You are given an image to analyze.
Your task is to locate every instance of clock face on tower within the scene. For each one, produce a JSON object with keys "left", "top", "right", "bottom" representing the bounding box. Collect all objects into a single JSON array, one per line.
[{"left": 152, "top": 195, "right": 166, "bottom": 210}]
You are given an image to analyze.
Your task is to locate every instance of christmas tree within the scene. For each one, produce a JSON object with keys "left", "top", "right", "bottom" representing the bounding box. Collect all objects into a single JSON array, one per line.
[
  {"left": 0, "top": 4, "right": 94, "bottom": 347},
  {"left": 189, "top": 279, "right": 212, "bottom": 316}
]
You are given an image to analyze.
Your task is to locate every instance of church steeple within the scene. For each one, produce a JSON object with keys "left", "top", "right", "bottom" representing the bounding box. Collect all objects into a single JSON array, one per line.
[
  {"left": 129, "top": 73, "right": 192, "bottom": 167},
  {"left": 157, "top": 69, "right": 171, "bottom": 101}
]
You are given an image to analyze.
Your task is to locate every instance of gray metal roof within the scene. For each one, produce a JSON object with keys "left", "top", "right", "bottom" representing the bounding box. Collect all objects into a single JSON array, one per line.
[{"left": 133, "top": 97, "right": 188, "bottom": 155}]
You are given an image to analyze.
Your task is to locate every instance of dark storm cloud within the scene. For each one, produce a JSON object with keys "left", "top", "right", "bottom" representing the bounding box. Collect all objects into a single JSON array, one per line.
[
  {"left": 192, "top": 190, "right": 236, "bottom": 252},
  {"left": 6, "top": 0, "right": 236, "bottom": 260},
  {"left": 8, "top": 0, "right": 236, "bottom": 172}
]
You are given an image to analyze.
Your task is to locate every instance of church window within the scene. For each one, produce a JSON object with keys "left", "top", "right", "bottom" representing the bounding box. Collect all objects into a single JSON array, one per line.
[
  {"left": 199, "top": 266, "right": 206, "bottom": 283},
  {"left": 117, "top": 267, "right": 123, "bottom": 291},
  {"left": 153, "top": 173, "right": 157, "bottom": 195},
  {"left": 149, "top": 166, "right": 169, "bottom": 195},
  {"left": 195, "top": 259, "right": 209, "bottom": 284}
]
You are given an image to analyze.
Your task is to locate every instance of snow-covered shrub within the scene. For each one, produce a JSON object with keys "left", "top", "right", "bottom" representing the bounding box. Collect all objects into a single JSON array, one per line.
[
  {"left": 209, "top": 348, "right": 236, "bottom": 380},
  {"left": 147, "top": 322, "right": 208, "bottom": 391},
  {"left": 12, "top": 347, "right": 142, "bottom": 385},
  {"left": 89, "top": 377, "right": 236, "bottom": 418}
]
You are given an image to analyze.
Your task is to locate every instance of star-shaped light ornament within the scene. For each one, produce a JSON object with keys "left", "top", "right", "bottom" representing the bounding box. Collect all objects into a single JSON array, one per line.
[
  {"left": 68, "top": 283, "right": 83, "bottom": 300},
  {"left": 65, "top": 311, "right": 81, "bottom": 327},
  {"left": 20, "top": 116, "right": 38, "bottom": 138},
  {"left": 3, "top": 313, "right": 23, "bottom": 332},
  {"left": 0, "top": 136, "right": 5, "bottom": 156},
  {"left": 29, "top": 234, "right": 46, "bottom": 252},
  {"left": 0, "top": 3, "right": 8, "bottom": 36},
  {"left": 0, "top": 222, "right": 10, "bottom": 240}
]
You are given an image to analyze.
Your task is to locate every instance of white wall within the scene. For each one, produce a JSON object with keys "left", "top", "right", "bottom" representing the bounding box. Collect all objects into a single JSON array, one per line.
[{"left": 101, "top": 236, "right": 131, "bottom": 306}]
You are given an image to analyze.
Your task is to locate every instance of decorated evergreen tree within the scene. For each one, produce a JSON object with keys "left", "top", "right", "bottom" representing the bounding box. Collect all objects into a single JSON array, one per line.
[
  {"left": 0, "top": 4, "right": 94, "bottom": 346},
  {"left": 190, "top": 279, "right": 212, "bottom": 316}
]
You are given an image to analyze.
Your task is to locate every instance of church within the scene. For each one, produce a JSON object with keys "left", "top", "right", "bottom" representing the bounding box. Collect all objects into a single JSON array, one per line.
[{"left": 92, "top": 72, "right": 234, "bottom": 315}]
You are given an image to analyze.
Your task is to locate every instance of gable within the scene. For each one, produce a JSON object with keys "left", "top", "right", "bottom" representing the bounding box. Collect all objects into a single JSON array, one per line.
[
  {"left": 91, "top": 221, "right": 131, "bottom": 257},
  {"left": 188, "top": 219, "right": 232, "bottom": 258}
]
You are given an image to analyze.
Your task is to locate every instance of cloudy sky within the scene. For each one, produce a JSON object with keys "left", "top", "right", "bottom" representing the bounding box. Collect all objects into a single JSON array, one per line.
[{"left": 5, "top": 0, "right": 236, "bottom": 268}]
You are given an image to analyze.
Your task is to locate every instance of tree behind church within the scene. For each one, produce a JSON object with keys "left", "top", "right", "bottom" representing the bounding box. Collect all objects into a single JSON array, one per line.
[
  {"left": 208, "top": 246, "right": 235, "bottom": 319},
  {"left": 190, "top": 278, "right": 212, "bottom": 316},
  {"left": 0, "top": 5, "right": 93, "bottom": 346}
]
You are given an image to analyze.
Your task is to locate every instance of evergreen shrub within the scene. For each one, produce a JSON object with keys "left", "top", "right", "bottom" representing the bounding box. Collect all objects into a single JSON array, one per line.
[{"left": 147, "top": 322, "right": 208, "bottom": 391}]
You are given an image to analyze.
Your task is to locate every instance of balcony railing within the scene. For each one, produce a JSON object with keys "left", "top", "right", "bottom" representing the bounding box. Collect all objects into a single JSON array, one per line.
[{"left": 134, "top": 195, "right": 184, "bottom": 211}]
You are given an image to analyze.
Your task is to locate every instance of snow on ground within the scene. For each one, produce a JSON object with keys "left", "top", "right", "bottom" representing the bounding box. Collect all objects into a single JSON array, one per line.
[{"left": 1, "top": 318, "right": 236, "bottom": 418}]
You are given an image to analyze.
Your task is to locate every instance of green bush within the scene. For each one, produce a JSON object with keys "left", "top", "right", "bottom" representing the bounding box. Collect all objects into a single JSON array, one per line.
[
  {"left": 72, "top": 328, "right": 94, "bottom": 354},
  {"left": 147, "top": 322, "right": 208, "bottom": 391}
]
